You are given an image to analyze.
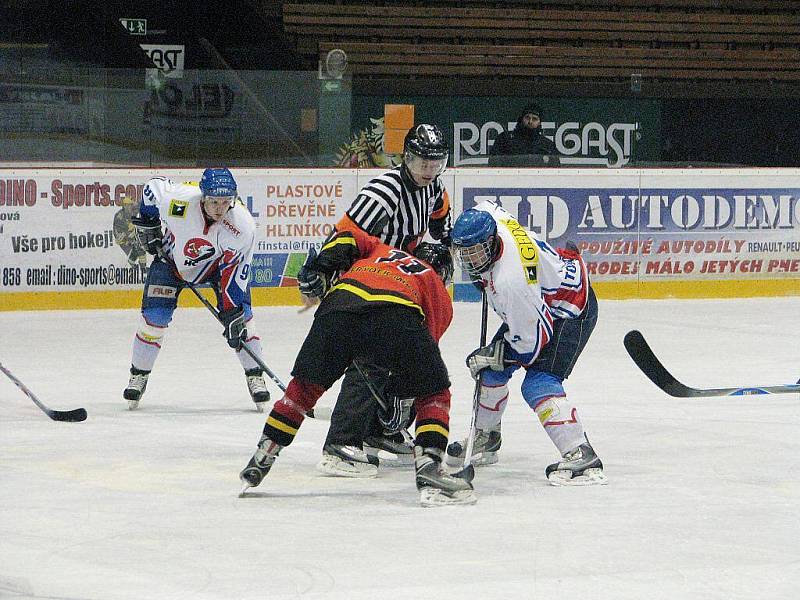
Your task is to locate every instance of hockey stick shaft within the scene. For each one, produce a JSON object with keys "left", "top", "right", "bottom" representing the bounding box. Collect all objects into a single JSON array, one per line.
[
  {"left": 351, "top": 360, "right": 389, "bottom": 413},
  {"left": 185, "top": 281, "right": 287, "bottom": 391},
  {"left": 183, "top": 281, "right": 328, "bottom": 418},
  {"left": 454, "top": 290, "right": 489, "bottom": 481},
  {"left": 624, "top": 330, "right": 800, "bottom": 397},
  {"left": 352, "top": 360, "right": 414, "bottom": 442},
  {"left": 0, "top": 362, "right": 87, "bottom": 422}
]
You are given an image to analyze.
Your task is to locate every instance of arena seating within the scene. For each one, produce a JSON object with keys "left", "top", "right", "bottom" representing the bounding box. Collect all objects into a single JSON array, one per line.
[{"left": 281, "top": 1, "right": 800, "bottom": 83}]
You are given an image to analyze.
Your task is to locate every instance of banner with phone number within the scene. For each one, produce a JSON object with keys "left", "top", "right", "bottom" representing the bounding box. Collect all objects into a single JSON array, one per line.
[{"left": 1, "top": 168, "right": 798, "bottom": 301}]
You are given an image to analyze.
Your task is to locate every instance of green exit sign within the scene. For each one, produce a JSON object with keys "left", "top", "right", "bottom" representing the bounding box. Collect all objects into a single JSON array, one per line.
[{"left": 120, "top": 18, "right": 147, "bottom": 36}]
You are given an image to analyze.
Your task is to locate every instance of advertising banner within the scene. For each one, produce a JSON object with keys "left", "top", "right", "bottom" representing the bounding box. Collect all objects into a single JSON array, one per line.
[
  {"left": 453, "top": 168, "right": 800, "bottom": 299},
  {"left": 1, "top": 167, "right": 798, "bottom": 309},
  {"left": 0, "top": 169, "right": 357, "bottom": 297},
  {"left": 346, "top": 96, "right": 661, "bottom": 168}
]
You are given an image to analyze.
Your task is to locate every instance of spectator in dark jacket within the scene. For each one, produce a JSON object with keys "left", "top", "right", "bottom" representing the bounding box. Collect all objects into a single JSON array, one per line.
[{"left": 489, "top": 104, "right": 560, "bottom": 166}]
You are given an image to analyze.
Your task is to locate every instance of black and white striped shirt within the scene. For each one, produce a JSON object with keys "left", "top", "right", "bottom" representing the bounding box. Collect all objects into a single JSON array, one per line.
[{"left": 345, "top": 166, "right": 451, "bottom": 250}]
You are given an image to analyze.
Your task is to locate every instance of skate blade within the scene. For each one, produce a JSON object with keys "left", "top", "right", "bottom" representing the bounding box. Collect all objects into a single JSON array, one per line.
[
  {"left": 419, "top": 488, "right": 478, "bottom": 507},
  {"left": 238, "top": 482, "right": 252, "bottom": 497},
  {"left": 127, "top": 400, "right": 139, "bottom": 411},
  {"left": 547, "top": 467, "right": 608, "bottom": 487},
  {"left": 253, "top": 401, "right": 267, "bottom": 413},
  {"left": 445, "top": 452, "right": 498, "bottom": 468},
  {"left": 316, "top": 456, "right": 378, "bottom": 478},
  {"left": 364, "top": 448, "right": 415, "bottom": 467}
]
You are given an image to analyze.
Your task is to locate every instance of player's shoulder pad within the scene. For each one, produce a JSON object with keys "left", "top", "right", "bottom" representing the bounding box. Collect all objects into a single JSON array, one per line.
[{"left": 222, "top": 202, "right": 257, "bottom": 236}]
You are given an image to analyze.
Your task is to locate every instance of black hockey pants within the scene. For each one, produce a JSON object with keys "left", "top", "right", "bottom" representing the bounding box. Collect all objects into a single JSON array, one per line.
[{"left": 323, "top": 363, "right": 388, "bottom": 448}]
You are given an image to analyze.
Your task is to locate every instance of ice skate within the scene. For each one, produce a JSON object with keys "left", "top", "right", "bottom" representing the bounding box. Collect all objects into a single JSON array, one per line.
[
  {"left": 123, "top": 367, "right": 150, "bottom": 410},
  {"left": 239, "top": 436, "right": 283, "bottom": 494},
  {"left": 415, "top": 447, "right": 477, "bottom": 507},
  {"left": 446, "top": 427, "right": 501, "bottom": 467},
  {"left": 316, "top": 444, "right": 378, "bottom": 478},
  {"left": 245, "top": 368, "right": 270, "bottom": 412},
  {"left": 545, "top": 442, "right": 607, "bottom": 486},
  {"left": 364, "top": 431, "right": 414, "bottom": 467}
]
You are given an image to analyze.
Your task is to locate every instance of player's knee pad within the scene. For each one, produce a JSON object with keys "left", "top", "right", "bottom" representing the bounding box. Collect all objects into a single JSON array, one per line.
[
  {"left": 522, "top": 370, "right": 567, "bottom": 423},
  {"left": 136, "top": 315, "right": 168, "bottom": 347},
  {"left": 141, "top": 305, "right": 175, "bottom": 328},
  {"left": 475, "top": 382, "right": 510, "bottom": 430},
  {"left": 482, "top": 365, "right": 515, "bottom": 387}
]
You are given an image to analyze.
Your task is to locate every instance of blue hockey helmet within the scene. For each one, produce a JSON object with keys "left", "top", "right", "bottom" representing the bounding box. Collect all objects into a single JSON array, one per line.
[
  {"left": 451, "top": 209, "right": 499, "bottom": 275},
  {"left": 413, "top": 242, "right": 454, "bottom": 285},
  {"left": 199, "top": 168, "right": 237, "bottom": 198}
]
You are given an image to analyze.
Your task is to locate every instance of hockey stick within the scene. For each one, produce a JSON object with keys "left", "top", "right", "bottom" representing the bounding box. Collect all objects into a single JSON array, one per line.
[
  {"left": 453, "top": 289, "right": 489, "bottom": 482},
  {"left": 624, "top": 330, "right": 800, "bottom": 398},
  {"left": 0, "top": 362, "right": 87, "bottom": 422},
  {"left": 352, "top": 360, "right": 414, "bottom": 444},
  {"left": 183, "top": 281, "right": 330, "bottom": 419}
]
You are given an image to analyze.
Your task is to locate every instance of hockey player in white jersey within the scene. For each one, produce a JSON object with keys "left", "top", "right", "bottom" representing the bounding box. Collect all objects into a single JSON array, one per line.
[
  {"left": 123, "top": 168, "right": 270, "bottom": 411},
  {"left": 447, "top": 200, "right": 607, "bottom": 485}
]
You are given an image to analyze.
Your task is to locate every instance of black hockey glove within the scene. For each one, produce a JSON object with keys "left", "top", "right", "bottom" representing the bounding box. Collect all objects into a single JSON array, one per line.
[
  {"left": 298, "top": 249, "right": 330, "bottom": 299},
  {"left": 466, "top": 339, "right": 506, "bottom": 380},
  {"left": 219, "top": 306, "right": 247, "bottom": 349},
  {"left": 298, "top": 268, "right": 329, "bottom": 299},
  {"left": 131, "top": 214, "right": 164, "bottom": 257}
]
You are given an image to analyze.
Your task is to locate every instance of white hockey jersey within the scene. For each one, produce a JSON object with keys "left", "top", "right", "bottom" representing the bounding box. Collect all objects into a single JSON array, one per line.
[
  {"left": 140, "top": 176, "right": 256, "bottom": 310},
  {"left": 472, "top": 200, "right": 589, "bottom": 363}
]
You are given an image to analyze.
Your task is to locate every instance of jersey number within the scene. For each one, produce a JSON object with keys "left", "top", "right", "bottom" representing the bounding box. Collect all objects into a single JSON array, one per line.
[{"left": 376, "top": 249, "right": 429, "bottom": 276}]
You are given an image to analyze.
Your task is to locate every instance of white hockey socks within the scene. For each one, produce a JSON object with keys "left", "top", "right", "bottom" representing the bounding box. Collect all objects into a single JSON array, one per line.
[
  {"left": 475, "top": 382, "right": 510, "bottom": 431},
  {"left": 131, "top": 317, "right": 166, "bottom": 372},
  {"left": 235, "top": 333, "right": 265, "bottom": 372},
  {"left": 533, "top": 394, "right": 586, "bottom": 456}
]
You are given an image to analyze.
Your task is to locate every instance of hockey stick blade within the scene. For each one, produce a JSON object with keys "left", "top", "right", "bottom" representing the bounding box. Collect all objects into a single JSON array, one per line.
[
  {"left": 1, "top": 363, "right": 88, "bottom": 422},
  {"left": 623, "top": 330, "right": 800, "bottom": 398},
  {"left": 45, "top": 407, "right": 88, "bottom": 422},
  {"left": 452, "top": 463, "right": 475, "bottom": 483}
]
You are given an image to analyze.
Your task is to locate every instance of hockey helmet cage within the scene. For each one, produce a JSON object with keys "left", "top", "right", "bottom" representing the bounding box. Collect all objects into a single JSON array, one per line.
[{"left": 451, "top": 209, "right": 499, "bottom": 275}]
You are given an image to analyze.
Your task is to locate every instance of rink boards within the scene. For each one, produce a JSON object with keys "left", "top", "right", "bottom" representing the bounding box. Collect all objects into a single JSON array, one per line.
[{"left": 1, "top": 167, "right": 799, "bottom": 310}]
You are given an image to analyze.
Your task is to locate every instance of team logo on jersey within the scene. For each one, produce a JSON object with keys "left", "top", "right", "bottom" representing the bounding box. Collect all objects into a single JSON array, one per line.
[
  {"left": 501, "top": 218, "right": 538, "bottom": 284},
  {"left": 169, "top": 200, "right": 189, "bottom": 217},
  {"left": 183, "top": 238, "right": 215, "bottom": 266}
]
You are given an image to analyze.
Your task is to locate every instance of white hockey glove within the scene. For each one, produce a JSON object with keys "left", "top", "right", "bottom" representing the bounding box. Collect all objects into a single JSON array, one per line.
[{"left": 466, "top": 339, "right": 506, "bottom": 380}]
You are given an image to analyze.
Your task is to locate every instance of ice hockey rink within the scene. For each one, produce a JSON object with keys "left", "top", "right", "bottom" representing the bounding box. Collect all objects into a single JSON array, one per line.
[{"left": 1, "top": 296, "right": 798, "bottom": 600}]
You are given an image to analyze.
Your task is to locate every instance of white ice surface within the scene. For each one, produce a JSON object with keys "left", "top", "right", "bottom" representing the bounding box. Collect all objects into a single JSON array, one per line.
[{"left": 1, "top": 298, "right": 799, "bottom": 600}]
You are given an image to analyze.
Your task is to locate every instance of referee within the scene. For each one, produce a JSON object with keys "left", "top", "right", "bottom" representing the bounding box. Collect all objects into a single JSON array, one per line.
[{"left": 303, "top": 123, "right": 453, "bottom": 477}]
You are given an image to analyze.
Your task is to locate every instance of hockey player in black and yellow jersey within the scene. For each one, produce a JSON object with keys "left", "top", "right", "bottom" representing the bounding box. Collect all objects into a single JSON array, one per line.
[
  {"left": 239, "top": 227, "right": 476, "bottom": 506},
  {"left": 314, "top": 123, "right": 452, "bottom": 476}
]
